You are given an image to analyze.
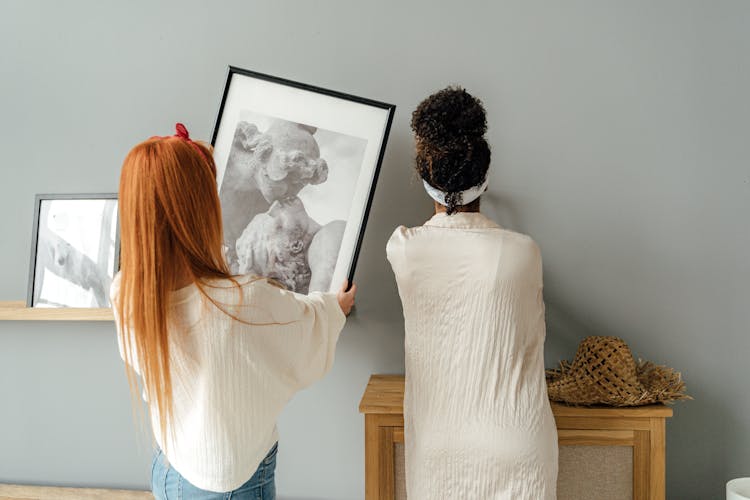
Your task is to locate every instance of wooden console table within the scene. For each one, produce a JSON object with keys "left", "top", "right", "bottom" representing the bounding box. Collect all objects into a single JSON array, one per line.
[{"left": 359, "top": 375, "right": 673, "bottom": 500}]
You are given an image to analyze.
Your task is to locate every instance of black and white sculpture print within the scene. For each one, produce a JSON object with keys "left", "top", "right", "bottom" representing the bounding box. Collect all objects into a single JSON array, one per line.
[
  {"left": 212, "top": 68, "right": 394, "bottom": 293},
  {"left": 220, "top": 111, "right": 367, "bottom": 293},
  {"left": 27, "top": 194, "right": 119, "bottom": 308}
]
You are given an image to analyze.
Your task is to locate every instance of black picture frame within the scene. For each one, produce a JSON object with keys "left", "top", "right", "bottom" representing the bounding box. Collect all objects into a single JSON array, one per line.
[
  {"left": 210, "top": 66, "right": 395, "bottom": 293},
  {"left": 27, "top": 193, "right": 120, "bottom": 308}
]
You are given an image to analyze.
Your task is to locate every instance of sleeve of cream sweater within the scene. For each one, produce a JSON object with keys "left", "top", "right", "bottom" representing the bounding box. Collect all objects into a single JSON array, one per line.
[
  {"left": 228, "top": 279, "right": 347, "bottom": 391},
  {"left": 111, "top": 273, "right": 347, "bottom": 392}
]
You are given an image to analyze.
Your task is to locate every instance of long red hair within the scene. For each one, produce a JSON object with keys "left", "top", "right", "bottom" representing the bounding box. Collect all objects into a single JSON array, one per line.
[{"left": 116, "top": 131, "right": 232, "bottom": 445}]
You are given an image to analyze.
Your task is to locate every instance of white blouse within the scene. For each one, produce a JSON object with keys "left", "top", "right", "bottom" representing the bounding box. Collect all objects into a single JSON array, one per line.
[
  {"left": 387, "top": 212, "right": 558, "bottom": 500},
  {"left": 111, "top": 274, "right": 345, "bottom": 492}
]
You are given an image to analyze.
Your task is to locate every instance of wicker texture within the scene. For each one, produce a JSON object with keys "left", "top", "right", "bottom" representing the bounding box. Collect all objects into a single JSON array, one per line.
[{"left": 546, "top": 336, "right": 690, "bottom": 407}]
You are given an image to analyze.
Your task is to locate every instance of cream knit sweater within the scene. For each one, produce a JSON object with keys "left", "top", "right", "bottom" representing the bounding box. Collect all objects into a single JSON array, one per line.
[{"left": 111, "top": 274, "right": 345, "bottom": 492}]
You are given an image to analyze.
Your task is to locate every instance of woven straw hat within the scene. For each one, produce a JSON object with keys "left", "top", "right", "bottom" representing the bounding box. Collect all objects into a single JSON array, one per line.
[{"left": 546, "top": 336, "right": 690, "bottom": 407}]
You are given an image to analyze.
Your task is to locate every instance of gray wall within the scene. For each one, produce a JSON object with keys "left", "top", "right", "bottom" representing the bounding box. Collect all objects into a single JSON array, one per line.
[{"left": 1, "top": 1, "right": 748, "bottom": 499}]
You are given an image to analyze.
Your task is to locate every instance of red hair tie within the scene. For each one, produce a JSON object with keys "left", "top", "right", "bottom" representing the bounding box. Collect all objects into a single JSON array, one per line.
[
  {"left": 150, "top": 123, "right": 213, "bottom": 166},
  {"left": 175, "top": 123, "right": 190, "bottom": 140}
]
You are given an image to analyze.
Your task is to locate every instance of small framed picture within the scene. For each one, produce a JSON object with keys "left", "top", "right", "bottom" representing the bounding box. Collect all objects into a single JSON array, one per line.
[
  {"left": 211, "top": 66, "right": 395, "bottom": 293},
  {"left": 27, "top": 194, "right": 119, "bottom": 308}
]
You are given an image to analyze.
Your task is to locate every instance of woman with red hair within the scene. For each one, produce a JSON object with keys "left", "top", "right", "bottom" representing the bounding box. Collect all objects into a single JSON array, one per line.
[{"left": 112, "top": 124, "right": 356, "bottom": 499}]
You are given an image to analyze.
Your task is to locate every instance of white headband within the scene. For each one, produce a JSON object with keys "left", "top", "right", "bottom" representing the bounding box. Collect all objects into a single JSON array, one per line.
[{"left": 422, "top": 177, "right": 489, "bottom": 206}]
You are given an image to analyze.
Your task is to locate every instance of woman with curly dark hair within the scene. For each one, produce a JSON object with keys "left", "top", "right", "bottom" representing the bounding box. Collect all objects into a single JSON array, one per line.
[{"left": 387, "top": 87, "right": 558, "bottom": 499}]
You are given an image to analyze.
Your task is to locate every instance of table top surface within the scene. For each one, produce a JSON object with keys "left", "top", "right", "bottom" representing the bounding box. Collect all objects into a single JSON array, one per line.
[{"left": 359, "top": 374, "right": 674, "bottom": 418}]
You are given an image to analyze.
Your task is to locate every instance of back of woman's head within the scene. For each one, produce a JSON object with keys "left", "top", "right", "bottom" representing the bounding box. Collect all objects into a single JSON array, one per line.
[
  {"left": 411, "top": 86, "right": 491, "bottom": 214},
  {"left": 117, "top": 127, "right": 230, "bottom": 446},
  {"left": 119, "top": 133, "right": 228, "bottom": 284}
]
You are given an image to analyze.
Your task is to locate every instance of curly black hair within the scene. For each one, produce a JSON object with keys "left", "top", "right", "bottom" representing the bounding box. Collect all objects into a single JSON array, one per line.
[{"left": 411, "top": 86, "right": 491, "bottom": 214}]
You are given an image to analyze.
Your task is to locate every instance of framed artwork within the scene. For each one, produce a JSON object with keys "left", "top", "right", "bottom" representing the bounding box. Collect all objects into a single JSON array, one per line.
[
  {"left": 211, "top": 66, "right": 395, "bottom": 294},
  {"left": 27, "top": 194, "right": 119, "bottom": 308}
]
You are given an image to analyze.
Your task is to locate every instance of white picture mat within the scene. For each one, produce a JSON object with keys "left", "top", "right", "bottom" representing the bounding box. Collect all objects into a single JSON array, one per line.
[
  {"left": 34, "top": 199, "right": 118, "bottom": 307},
  {"left": 213, "top": 74, "right": 391, "bottom": 292}
]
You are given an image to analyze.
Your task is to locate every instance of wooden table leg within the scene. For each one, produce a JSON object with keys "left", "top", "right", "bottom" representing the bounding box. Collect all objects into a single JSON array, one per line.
[
  {"left": 649, "top": 417, "right": 667, "bottom": 500},
  {"left": 365, "top": 414, "right": 381, "bottom": 500},
  {"left": 634, "top": 430, "right": 650, "bottom": 500}
]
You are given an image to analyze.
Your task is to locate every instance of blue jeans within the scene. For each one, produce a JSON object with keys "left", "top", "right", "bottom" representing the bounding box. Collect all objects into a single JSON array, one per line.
[{"left": 151, "top": 443, "right": 277, "bottom": 499}]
